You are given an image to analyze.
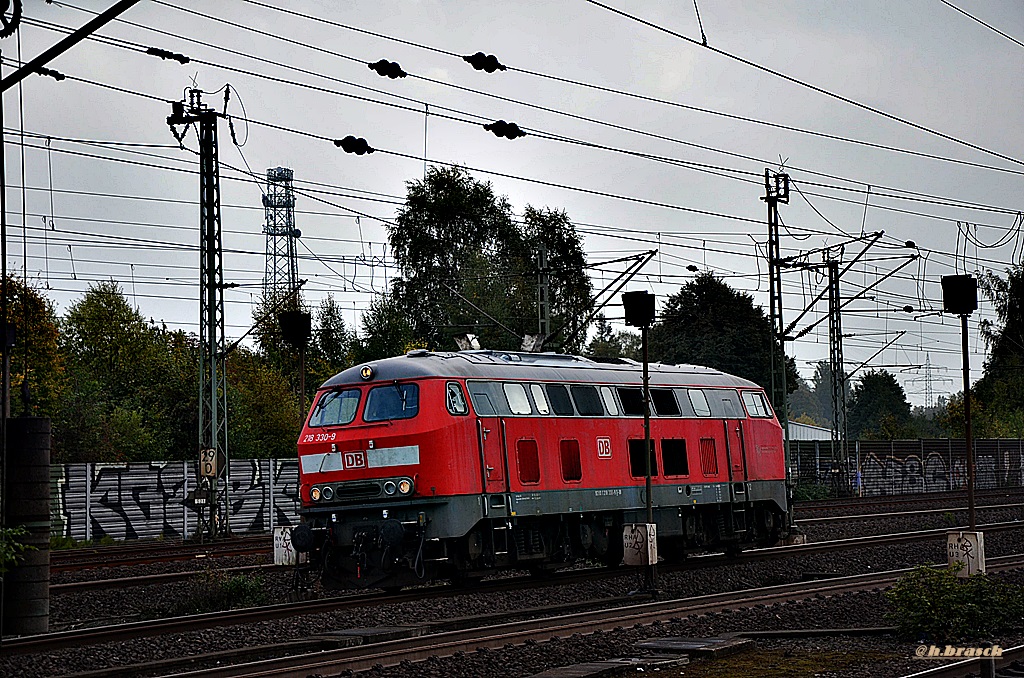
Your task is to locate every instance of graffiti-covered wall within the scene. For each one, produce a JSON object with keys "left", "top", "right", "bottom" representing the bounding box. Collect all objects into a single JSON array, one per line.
[
  {"left": 51, "top": 459, "right": 300, "bottom": 541},
  {"left": 792, "top": 438, "right": 1024, "bottom": 496}
]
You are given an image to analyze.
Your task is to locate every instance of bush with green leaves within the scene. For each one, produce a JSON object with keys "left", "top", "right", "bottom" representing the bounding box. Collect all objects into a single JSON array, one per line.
[
  {"left": 885, "top": 565, "right": 1024, "bottom": 643},
  {"left": 792, "top": 482, "right": 832, "bottom": 501},
  {"left": 172, "top": 570, "right": 269, "bottom": 615},
  {"left": 0, "top": 526, "right": 35, "bottom": 574}
]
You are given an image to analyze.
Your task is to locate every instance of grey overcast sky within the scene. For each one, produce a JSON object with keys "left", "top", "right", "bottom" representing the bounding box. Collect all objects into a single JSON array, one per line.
[{"left": 4, "top": 0, "right": 1023, "bottom": 405}]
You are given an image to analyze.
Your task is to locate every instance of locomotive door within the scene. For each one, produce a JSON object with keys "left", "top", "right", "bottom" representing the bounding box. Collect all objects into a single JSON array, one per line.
[
  {"left": 477, "top": 417, "right": 509, "bottom": 495},
  {"left": 725, "top": 419, "right": 748, "bottom": 480}
]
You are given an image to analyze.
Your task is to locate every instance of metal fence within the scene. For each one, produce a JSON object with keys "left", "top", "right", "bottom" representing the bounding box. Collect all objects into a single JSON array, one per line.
[
  {"left": 50, "top": 459, "right": 301, "bottom": 541},
  {"left": 792, "top": 439, "right": 1024, "bottom": 496}
]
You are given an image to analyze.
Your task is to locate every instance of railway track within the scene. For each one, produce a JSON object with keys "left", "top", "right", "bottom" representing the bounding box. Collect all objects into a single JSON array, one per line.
[
  {"left": 58, "top": 552, "right": 1024, "bottom": 678},
  {"left": 51, "top": 564, "right": 289, "bottom": 594},
  {"left": 15, "top": 519, "right": 1024, "bottom": 657},
  {"left": 794, "top": 501, "right": 1024, "bottom": 525},
  {"left": 794, "top": 487, "right": 1024, "bottom": 514},
  {"left": 50, "top": 536, "right": 271, "bottom": 573}
]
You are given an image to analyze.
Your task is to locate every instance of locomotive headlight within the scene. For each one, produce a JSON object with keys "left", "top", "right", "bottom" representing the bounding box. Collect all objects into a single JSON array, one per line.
[
  {"left": 397, "top": 478, "right": 413, "bottom": 495},
  {"left": 310, "top": 486, "right": 321, "bottom": 501},
  {"left": 322, "top": 485, "right": 334, "bottom": 501},
  {"left": 383, "top": 480, "right": 397, "bottom": 495}
]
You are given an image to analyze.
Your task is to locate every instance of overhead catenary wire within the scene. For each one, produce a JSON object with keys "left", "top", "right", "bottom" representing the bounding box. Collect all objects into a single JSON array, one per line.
[{"left": 582, "top": 0, "right": 1024, "bottom": 168}]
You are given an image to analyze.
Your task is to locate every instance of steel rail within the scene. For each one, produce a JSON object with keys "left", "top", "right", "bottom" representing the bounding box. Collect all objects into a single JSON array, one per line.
[
  {"left": 51, "top": 536, "right": 271, "bottom": 572},
  {"left": 794, "top": 488, "right": 1024, "bottom": 512},
  {"left": 795, "top": 501, "right": 1024, "bottom": 525},
  {"left": 51, "top": 564, "right": 289, "bottom": 594}
]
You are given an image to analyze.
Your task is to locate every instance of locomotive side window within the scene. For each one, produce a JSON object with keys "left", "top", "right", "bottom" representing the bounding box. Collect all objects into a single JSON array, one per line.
[
  {"left": 309, "top": 388, "right": 360, "bottom": 427},
  {"left": 531, "top": 384, "right": 550, "bottom": 415},
  {"left": 560, "top": 439, "right": 583, "bottom": 482},
  {"left": 741, "top": 391, "right": 772, "bottom": 417},
  {"left": 617, "top": 387, "right": 645, "bottom": 416},
  {"left": 503, "top": 383, "right": 533, "bottom": 415},
  {"left": 688, "top": 389, "right": 712, "bottom": 417},
  {"left": 698, "top": 437, "right": 719, "bottom": 475},
  {"left": 545, "top": 384, "right": 575, "bottom": 416},
  {"left": 600, "top": 386, "right": 619, "bottom": 415},
  {"left": 446, "top": 382, "right": 469, "bottom": 415},
  {"left": 650, "top": 388, "right": 680, "bottom": 416},
  {"left": 570, "top": 385, "right": 604, "bottom": 416},
  {"left": 628, "top": 439, "right": 658, "bottom": 477},
  {"left": 704, "top": 389, "right": 742, "bottom": 418},
  {"left": 468, "top": 381, "right": 512, "bottom": 416},
  {"left": 364, "top": 383, "right": 419, "bottom": 422},
  {"left": 517, "top": 439, "right": 541, "bottom": 484},
  {"left": 662, "top": 439, "right": 689, "bottom": 476}
]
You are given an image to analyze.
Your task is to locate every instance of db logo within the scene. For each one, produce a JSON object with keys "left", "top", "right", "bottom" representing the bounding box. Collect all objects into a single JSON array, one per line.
[
  {"left": 343, "top": 451, "right": 367, "bottom": 469},
  {"left": 596, "top": 437, "right": 612, "bottom": 459}
]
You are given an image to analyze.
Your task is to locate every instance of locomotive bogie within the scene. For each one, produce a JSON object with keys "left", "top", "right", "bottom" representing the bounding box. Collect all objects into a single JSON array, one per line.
[{"left": 293, "top": 350, "right": 789, "bottom": 590}]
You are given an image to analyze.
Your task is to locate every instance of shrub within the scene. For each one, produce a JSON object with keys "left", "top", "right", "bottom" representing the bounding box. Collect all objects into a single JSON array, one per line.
[
  {"left": 173, "top": 570, "right": 269, "bottom": 615},
  {"left": 793, "top": 482, "right": 832, "bottom": 501},
  {"left": 885, "top": 565, "right": 1024, "bottom": 643},
  {"left": 0, "top": 526, "right": 35, "bottom": 574}
]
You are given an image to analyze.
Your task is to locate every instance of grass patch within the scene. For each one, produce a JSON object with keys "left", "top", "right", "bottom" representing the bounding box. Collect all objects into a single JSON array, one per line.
[
  {"left": 661, "top": 648, "right": 894, "bottom": 677},
  {"left": 172, "top": 570, "right": 270, "bottom": 615}
]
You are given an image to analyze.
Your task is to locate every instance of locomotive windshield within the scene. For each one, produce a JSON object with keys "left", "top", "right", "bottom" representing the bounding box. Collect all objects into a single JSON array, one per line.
[
  {"left": 309, "top": 388, "right": 360, "bottom": 427},
  {"left": 364, "top": 383, "right": 419, "bottom": 422}
]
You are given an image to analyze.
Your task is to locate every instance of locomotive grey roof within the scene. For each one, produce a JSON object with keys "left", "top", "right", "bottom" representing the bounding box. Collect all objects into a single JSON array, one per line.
[{"left": 321, "top": 350, "right": 760, "bottom": 390}]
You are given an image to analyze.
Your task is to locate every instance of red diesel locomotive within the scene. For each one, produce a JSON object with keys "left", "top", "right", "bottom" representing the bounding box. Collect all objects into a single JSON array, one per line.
[{"left": 289, "top": 350, "right": 788, "bottom": 589}]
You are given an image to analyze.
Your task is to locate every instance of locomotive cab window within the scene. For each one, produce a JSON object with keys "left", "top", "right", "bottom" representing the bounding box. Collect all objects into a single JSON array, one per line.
[
  {"left": 570, "top": 385, "right": 604, "bottom": 416},
  {"left": 617, "top": 387, "right": 645, "bottom": 416},
  {"left": 650, "top": 389, "right": 680, "bottom": 416},
  {"left": 628, "top": 439, "right": 658, "bottom": 477},
  {"left": 687, "top": 389, "right": 712, "bottom": 417},
  {"left": 446, "top": 382, "right": 469, "bottom": 415},
  {"left": 503, "top": 383, "right": 532, "bottom": 415},
  {"left": 363, "top": 383, "right": 419, "bottom": 422},
  {"left": 742, "top": 391, "right": 772, "bottom": 418},
  {"left": 309, "top": 388, "right": 360, "bottom": 427},
  {"left": 545, "top": 384, "right": 575, "bottom": 416}
]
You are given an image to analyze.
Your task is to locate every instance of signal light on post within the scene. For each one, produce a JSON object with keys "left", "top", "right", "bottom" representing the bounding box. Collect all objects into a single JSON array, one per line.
[
  {"left": 334, "top": 136, "right": 375, "bottom": 155},
  {"left": 463, "top": 52, "right": 506, "bottom": 73},
  {"left": 368, "top": 59, "right": 407, "bottom": 79},
  {"left": 484, "top": 120, "right": 526, "bottom": 140}
]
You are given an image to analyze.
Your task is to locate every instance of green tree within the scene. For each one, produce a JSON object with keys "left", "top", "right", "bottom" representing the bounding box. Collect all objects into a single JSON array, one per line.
[
  {"left": 970, "top": 266, "right": 1024, "bottom": 435},
  {"left": 1, "top": 276, "right": 64, "bottom": 418},
  {"left": 353, "top": 293, "right": 417, "bottom": 363},
  {"left": 387, "top": 166, "right": 592, "bottom": 353},
  {"left": 585, "top": 313, "right": 641, "bottom": 360},
  {"left": 649, "top": 273, "right": 799, "bottom": 396},
  {"left": 846, "top": 369, "right": 914, "bottom": 440},
  {"left": 306, "top": 294, "right": 353, "bottom": 395},
  {"left": 522, "top": 206, "right": 593, "bottom": 353},
  {"left": 56, "top": 283, "right": 175, "bottom": 461},
  {"left": 227, "top": 348, "right": 300, "bottom": 459}
]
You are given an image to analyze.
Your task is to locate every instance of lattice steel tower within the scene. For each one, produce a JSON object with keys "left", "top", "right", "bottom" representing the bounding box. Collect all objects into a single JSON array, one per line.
[{"left": 262, "top": 167, "right": 298, "bottom": 304}]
